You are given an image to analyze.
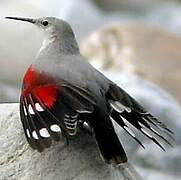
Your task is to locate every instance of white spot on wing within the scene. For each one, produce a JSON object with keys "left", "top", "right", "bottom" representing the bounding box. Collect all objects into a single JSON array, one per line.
[
  {"left": 120, "top": 115, "right": 128, "bottom": 124},
  {"left": 64, "top": 121, "right": 77, "bottom": 127},
  {"left": 109, "top": 116, "right": 114, "bottom": 122},
  {"left": 110, "top": 101, "right": 124, "bottom": 113},
  {"left": 140, "top": 112, "right": 149, "bottom": 115},
  {"left": 24, "top": 105, "right": 27, "bottom": 115},
  {"left": 138, "top": 121, "right": 143, "bottom": 127},
  {"left": 35, "top": 103, "right": 44, "bottom": 112},
  {"left": 141, "top": 128, "right": 153, "bottom": 138},
  {"left": 70, "top": 114, "right": 78, "bottom": 118},
  {"left": 39, "top": 128, "right": 50, "bottom": 138},
  {"left": 83, "top": 121, "right": 92, "bottom": 132},
  {"left": 50, "top": 124, "right": 61, "bottom": 132},
  {"left": 69, "top": 119, "right": 77, "bottom": 122},
  {"left": 26, "top": 129, "right": 30, "bottom": 138},
  {"left": 110, "top": 101, "right": 131, "bottom": 113},
  {"left": 64, "top": 118, "right": 77, "bottom": 123},
  {"left": 124, "top": 126, "right": 136, "bottom": 137},
  {"left": 83, "top": 121, "right": 89, "bottom": 128},
  {"left": 32, "top": 130, "right": 38, "bottom": 139},
  {"left": 29, "top": 105, "right": 35, "bottom": 115},
  {"left": 69, "top": 131, "right": 77, "bottom": 136},
  {"left": 76, "top": 110, "right": 92, "bottom": 113},
  {"left": 150, "top": 127, "right": 161, "bottom": 136}
]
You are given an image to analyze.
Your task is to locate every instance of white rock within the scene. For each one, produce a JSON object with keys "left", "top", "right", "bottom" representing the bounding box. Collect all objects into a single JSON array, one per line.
[{"left": 0, "top": 103, "right": 141, "bottom": 180}]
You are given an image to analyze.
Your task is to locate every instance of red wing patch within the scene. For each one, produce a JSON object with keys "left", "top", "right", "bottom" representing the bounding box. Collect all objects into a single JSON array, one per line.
[
  {"left": 34, "top": 85, "right": 59, "bottom": 108},
  {"left": 20, "top": 67, "right": 96, "bottom": 151},
  {"left": 22, "top": 65, "right": 56, "bottom": 96}
]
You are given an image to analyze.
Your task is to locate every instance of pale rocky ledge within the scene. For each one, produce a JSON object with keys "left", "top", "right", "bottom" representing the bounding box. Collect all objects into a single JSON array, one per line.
[{"left": 0, "top": 103, "right": 142, "bottom": 180}]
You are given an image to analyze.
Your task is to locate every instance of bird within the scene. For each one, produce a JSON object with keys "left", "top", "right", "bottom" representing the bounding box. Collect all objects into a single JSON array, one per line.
[{"left": 6, "top": 16, "right": 173, "bottom": 165}]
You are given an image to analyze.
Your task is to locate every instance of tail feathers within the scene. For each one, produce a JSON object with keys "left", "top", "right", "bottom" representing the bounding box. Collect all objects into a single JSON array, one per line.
[{"left": 92, "top": 118, "right": 127, "bottom": 164}]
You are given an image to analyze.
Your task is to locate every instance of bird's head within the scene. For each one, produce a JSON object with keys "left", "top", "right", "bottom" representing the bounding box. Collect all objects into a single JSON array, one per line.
[
  {"left": 5, "top": 16, "right": 74, "bottom": 38},
  {"left": 5, "top": 16, "right": 79, "bottom": 54}
]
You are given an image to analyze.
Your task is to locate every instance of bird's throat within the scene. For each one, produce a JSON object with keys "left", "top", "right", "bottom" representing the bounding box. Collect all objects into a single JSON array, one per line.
[
  {"left": 38, "top": 36, "right": 56, "bottom": 54},
  {"left": 38, "top": 33, "right": 80, "bottom": 56}
]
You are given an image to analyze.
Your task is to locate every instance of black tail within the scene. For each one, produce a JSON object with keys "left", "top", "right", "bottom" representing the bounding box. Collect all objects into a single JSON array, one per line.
[{"left": 90, "top": 116, "right": 127, "bottom": 164}]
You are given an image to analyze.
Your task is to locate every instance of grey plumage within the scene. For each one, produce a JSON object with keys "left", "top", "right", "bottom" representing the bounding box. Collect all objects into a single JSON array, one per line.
[{"left": 6, "top": 16, "right": 173, "bottom": 165}]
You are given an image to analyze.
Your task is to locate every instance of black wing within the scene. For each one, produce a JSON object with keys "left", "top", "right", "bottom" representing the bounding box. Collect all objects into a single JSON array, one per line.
[
  {"left": 106, "top": 83, "right": 174, "bottom": 150},
  {"left": 20, "top": 83, "right": 96, "bottom": 152}
]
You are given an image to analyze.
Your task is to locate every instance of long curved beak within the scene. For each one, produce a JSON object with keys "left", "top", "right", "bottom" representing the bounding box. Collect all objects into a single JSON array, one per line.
[{"left": 5, "top": 17, "right": 36, "bottom": 24}]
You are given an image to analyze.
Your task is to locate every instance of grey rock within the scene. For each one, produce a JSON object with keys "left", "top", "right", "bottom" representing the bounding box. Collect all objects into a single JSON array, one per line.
[
  {"left": 1, "top": 74, "right": 181, "bottom": 180},
  {"left": 0, "top": 103, "right": 141, "bottom": 180}
]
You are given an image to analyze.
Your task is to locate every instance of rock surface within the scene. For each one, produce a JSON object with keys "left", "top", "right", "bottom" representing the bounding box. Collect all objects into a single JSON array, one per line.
[
  {"left": 1, "top": 74, "right": 181, "bottom": 180},
  {"left": 0, "top": 103, "right": 142, "bottom": 180},
  {"left": 81, "top": 23, "right": 181, "bottom": 102}
]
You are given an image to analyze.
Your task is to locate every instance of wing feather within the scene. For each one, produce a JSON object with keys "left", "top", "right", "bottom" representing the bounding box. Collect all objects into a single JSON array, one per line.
[
  {"left": 20, "top": 83, "right": 96, "bottom": 151},
  {"left": 107, "top": 83, "right": 174, "bottom": 150}
]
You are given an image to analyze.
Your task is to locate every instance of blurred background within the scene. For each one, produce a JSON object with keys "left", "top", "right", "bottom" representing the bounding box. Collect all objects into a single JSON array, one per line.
[
  {"left": 1, "top": 0, "right": 181, "bottom": 179},
  {"left": 1, "top": 0, "right": 181, "bottom": 103}
]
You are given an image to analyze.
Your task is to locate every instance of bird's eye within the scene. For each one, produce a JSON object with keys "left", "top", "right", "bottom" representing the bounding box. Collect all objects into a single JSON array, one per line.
[{"left": 42, "top": 20, "right": 48, "bottom": 26}]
